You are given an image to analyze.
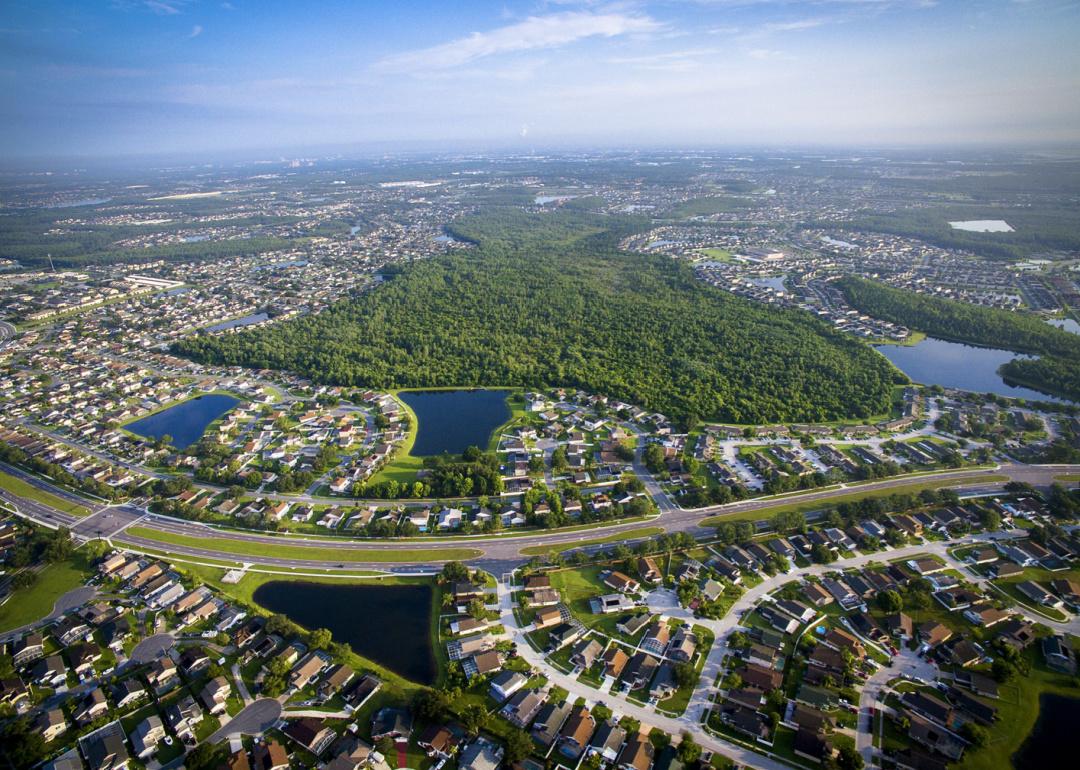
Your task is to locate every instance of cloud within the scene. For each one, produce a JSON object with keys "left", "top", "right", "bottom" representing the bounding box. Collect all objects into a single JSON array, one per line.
[
  {"left": 189, "top": 24, "right": 203, "bottom": 38},
  {"left": 143, "top": 1, "right": 185, "bottom": 14},
  {"left": 373, "top": 11, "right": 661, "bottom": 74}
]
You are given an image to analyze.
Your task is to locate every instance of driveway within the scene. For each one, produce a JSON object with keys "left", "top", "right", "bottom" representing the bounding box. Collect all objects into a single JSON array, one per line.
[
  {"left": 205, "top": 698, "right": 282, "bottom": 744},
  {"left": 128, "top": 633, "right": 175, "bottom": 666}
]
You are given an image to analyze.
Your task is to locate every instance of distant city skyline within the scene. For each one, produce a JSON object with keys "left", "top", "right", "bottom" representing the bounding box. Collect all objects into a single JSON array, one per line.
[{"left": 2, "top": 0, "right": 1080, "bottom": 159}]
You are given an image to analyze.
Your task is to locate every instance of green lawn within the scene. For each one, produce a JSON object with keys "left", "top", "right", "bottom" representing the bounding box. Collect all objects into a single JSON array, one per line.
[
  {"left": 0, "top": 554, "right": 93, "bottom": 632},
  {"left": 700, "top": 473, "right": 1009, "bottom": 526},
  {"left": 957, "top": 647, "right": 1080, "bottom": 770},
  {"left": 989, "top": 580, "right": 1069, "bottom": 622},
  {"left": 123, "top": 526, "right": 482, "bottom": 563},
  {"left": 696, "top": 248, "right": 732, "bottom": 261},
  {"left": 518, "top": 526, "right": 664, "bottom": 556},
  {"left": 0, "top": 469, "right": 92, "bottom": 517}
]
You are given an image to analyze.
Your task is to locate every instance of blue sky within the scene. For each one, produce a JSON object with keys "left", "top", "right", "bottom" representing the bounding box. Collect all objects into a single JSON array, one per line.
[{"left": 2, "top": 0, "right": 1079, "bottom": 158}]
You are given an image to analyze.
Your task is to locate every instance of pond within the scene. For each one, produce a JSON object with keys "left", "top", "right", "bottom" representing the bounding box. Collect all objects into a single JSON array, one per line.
[
  {"left": 399, "top": 389, "right": 512, "bottom": 456},
  {"left": 1012, "top": 693, "right": 1080, "bottom": 770},
  {"left": 252, "top": 580, "right": 437, "bottom": 684},
  {"left": 873, "top": 336, "right": 1070, "bottom": 403},
  {"left": 125, "top": 393, "right": 240, "bottom": 449},
  {"left": 748, "top": 275, "right": 787, "bottom": 292},
  {"left": 204, "top": 312, "right": 270, "bottom": 332}
]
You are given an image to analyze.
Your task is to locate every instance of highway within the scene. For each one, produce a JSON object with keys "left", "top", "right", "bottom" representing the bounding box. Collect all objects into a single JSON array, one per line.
[{"left": 3, "top": 456, "right": 1077, "bottom": 573}]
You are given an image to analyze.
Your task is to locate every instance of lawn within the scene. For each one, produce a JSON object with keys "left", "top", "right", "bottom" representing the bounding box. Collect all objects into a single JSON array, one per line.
[
  {"left": 0, "top": 469, "right": 92, "bottom": 517},
  {"left": 122, "top": 526, "right": 482, "bottom": 562},
  {"left": 696, "top": 248, "right": 732, "bottom": 261},
  {"left": 518, "top": 526, "right": 664, "bottom": 556},
  {"left": 957, "top": 647, "right": 1080, "bottom": 770},
  {"left": 989, "top": 580, "right": 1069, "bottom": 622},
  {"left": 700, "top": 473, "right": 1009, "bottom": 526},
  {"left": 0, "top": 553, "right": 93, "bottom": 632}
]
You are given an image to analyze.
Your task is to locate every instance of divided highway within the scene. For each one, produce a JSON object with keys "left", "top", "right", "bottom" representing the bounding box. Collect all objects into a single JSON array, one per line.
[{"left": 3, "top": 459, "right": 1077, "bottom": 574}]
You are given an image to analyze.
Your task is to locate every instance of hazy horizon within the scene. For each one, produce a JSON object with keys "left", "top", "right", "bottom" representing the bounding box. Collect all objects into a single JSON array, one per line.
[{"left": 3, "top": 0, "right": 1080, "bottom": 161}]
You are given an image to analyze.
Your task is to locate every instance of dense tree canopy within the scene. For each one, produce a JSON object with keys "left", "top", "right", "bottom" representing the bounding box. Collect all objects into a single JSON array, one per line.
[{"left": 176, "top": 211, "right": 900, "bottom": 423}]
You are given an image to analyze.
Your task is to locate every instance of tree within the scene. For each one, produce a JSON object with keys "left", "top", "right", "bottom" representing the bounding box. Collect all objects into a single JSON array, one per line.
[
  {"left": 960, "top": 722, "right": 988, "bottom": 748},
  {"left": 991, "top": 657, "right": 1014, "bottom": 683},
  {"left": 835, "top": 743, "right": 864, "bottom": 770},
  {"left": 412, "top": 688, "right": 450, "bottom": 722},
  {"left": 677, "top": 732, "right": 702, "bottom": 764},
  {"left": 876, "top": 590, "right": 903, "bottom": 613},
  {"left": 309, "top": 628, "right": 333, "bottom": 650},
  {"left": 0, "top": 716, "right": 46, "bottom": 769},
  {"left": 184, "top": 743, "right": 228, "bottom": 770},
  {"left": 84, "top": 539, "right": 110, "bottom": 561},
  {"left": 505, "top": 728, "right": 534, "bottom": 763},
  {"left": 673, "top": 662, "right": 697, "bottom": 688},
  {"left": 461, "top": 704, "right": 488, "bottom": 736},
  {"left": 440, "top": 561, "right": 470, "bottom": 583},
  {"left": 643, "top": 443, "right": 666, "bottom": 473}
]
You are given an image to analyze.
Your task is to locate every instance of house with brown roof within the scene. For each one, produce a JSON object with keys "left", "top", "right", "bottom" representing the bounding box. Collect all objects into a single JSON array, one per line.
[
  {"left": 603, "top": 571, "right": 640, "bottom": 594},
  {"left": 637, "top": 557, "right": 661, "bottom": 583},
  {"left": 616, "top": 734, "right": 654, "bottom": 770},
  {"left": 602, "top": 646, "right": 629, "bottom": 678},
  {"left": 284, "top": 717, "right": 336, "bottom": 757},
  {"left": 918, "top": 621, "right": 953, "bottom": 647},
  {"left": 558, "top": 706, "right": 595, "bottom": 759},
  {"left": 252, "top": 738, "right": 290, "bottom": 770}
]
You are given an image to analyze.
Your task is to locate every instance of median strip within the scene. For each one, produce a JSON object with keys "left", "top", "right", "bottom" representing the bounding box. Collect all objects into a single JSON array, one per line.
[
  {"left": 122, "top": 526, "right": 481, "bottom": 563},
  {"left": 700, "top": 474, "right": 1010, "bottom": 526},
  {"left": 519, "top": 526, "right": 664, "bottom": 556}
]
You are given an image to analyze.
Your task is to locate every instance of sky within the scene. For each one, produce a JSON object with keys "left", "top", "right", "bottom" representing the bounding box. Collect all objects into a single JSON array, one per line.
[{"left": 2, "top": 0, "right": 1080, "bottom": 159}]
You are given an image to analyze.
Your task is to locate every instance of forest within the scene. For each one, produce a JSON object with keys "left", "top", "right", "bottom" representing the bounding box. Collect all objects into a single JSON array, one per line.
[
  {"left": 175, "top": 210, "right": 901, "bottom": 424},
  {"left": 838, "top": 276, "right": 1080, "bottom": 401}
]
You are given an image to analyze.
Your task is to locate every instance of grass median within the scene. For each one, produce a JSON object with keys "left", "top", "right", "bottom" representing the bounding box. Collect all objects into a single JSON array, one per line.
[
  {"left": 700, "top": 474, "right": 1009, "bottom": 526},
  {"left": 519, "top": 526, "right": 665, "bottom": 556},
  {"left": 123, "top": 526, "right": 482, "bottom": 563},
  {"left": 0, "top": 469, "right": 92, "bottom": 517}
]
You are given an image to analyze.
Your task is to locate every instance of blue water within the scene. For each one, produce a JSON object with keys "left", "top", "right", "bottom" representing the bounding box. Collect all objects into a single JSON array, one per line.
[
  {"left": 399, "top": 389, "right": 512, "bottom": 456},
  {"left": 749, "top": 275, "right": 787, "bottom": 292},
  {"left": 204, "top": 312, "right": 270, "bottom": 332},
  {"left": 874, "top": 336, "right": 1069, "bottom": 403},
  {"left": 126, "top": 393, "right": 240, "bottom": 449},
  {"left": 46, "top": 197, "right": 111, "bottom": 209},
  {"left": 1047, "top": 318, "right": 1080, "bottom": 335}
]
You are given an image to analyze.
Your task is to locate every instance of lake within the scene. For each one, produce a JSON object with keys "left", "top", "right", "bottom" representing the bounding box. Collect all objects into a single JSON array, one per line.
[
  {"left": 126, "top": 393, "right": 240, "bottom": 449},
  {"left": 874, "top": 336, "right": 1070, "bottom": 403},
  {"left": 252, "top": 580, "right": 437, "bottom": 684},
  {"left": 1047, "top": 318, "right": 1080, "bottom": 335},
  {"left": 1013, "top": 693, "right": 1080, "bottom": 770},
  {"left": 399, "top": 389, "right": 512, "bottom": 456},
  {"left": 204, "top": 312, "right": 270, "bottom": 332}
]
